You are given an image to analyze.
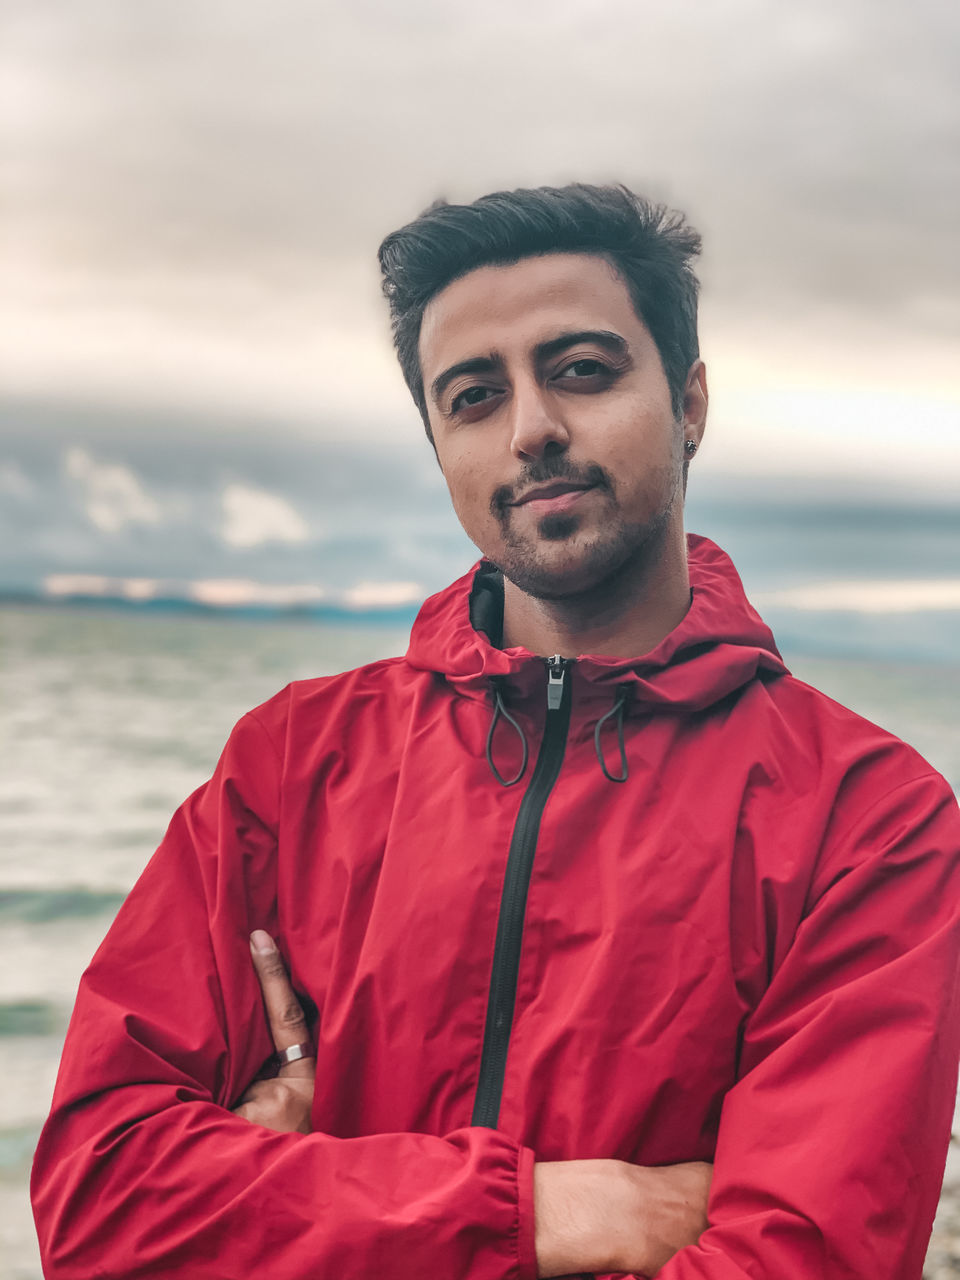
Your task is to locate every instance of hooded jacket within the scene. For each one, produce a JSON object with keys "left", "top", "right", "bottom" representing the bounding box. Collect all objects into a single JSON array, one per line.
[{"left": 33, "top": 535, "right": 960, "bottom": 1279}]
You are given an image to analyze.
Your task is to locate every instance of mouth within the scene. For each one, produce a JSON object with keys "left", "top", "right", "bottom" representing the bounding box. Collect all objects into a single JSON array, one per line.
[
  {"left": 511, "top": 482, "right": 596, "bottom": 510},
  {"left": 490, "top": 463, "right": 610, "bottom": 522}
]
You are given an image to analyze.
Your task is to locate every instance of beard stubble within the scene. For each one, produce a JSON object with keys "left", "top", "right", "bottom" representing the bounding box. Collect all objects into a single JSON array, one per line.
[{"left": 489, "top": 456, "right": 678, "bottom": 602}]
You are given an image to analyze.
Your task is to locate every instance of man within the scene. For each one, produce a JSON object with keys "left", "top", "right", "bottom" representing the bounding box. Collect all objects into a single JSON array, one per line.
[{"left": 32, "top": 185, "right": 960, "bottom": 1278}]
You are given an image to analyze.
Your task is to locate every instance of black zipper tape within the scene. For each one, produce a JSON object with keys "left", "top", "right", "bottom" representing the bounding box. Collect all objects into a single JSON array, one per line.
[{"left": 472, "top": 657, "right": 573, "bottom": 1129}]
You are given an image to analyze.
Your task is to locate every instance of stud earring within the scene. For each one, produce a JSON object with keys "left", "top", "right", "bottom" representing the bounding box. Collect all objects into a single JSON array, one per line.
[{"left": 684, "top": 439, "right": 698, "bottom": 456}]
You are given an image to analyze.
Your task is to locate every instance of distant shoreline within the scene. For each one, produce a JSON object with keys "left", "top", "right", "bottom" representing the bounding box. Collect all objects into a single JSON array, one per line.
[{"left": 0, "top": 590, "right": 420, "bottom": 625}]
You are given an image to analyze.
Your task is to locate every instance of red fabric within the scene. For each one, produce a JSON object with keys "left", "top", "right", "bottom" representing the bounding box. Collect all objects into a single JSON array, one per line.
[{"left": 32, "top": 535, "right": 960, "bottom": 1279}]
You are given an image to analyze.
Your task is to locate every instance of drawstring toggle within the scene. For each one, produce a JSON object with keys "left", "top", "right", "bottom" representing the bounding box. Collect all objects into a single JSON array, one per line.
[
  {"left": 594, "top": 683, "right": 632, "bottom": 783},
  {"left": 486, "top": 680, "right": 529, "bottom": 787}
]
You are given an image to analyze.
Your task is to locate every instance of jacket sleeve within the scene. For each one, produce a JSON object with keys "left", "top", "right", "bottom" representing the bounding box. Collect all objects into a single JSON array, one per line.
[
  {"left": 657, "top": 770, "right": 960, "bottom": 1279},
  {"left": 31, "top": 708, "right": 537, "bottom": 1280}
]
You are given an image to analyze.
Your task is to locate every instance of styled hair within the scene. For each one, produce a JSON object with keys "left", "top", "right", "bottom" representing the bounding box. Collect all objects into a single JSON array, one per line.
[{"left": 378, "top": 183, "right": 702, "bottom": 440}]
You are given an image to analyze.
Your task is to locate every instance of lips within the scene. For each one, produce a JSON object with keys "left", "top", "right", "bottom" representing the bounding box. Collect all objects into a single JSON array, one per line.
[
  {"left": 512, "top": 482, "right": 594, "bottom": 506},
  {"left": 490, "top": 463, "right": 610, "bottom": 522}
]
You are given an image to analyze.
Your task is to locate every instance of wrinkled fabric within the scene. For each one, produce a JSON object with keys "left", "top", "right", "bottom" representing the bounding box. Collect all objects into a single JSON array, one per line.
[{"left": 32, "top": 535, "right": 960, "bottom": 1279}]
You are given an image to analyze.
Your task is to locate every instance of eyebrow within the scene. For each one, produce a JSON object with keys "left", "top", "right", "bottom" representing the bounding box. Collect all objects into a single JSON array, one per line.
[
  {"left": 430, "top": 354, "right": 505, "bottom": 407},
  {"left": 429, "top": 329, "right": 630, "bottom": 407},
  {"left": 533, "top": 329, "right": 629, "bottom": 364}
]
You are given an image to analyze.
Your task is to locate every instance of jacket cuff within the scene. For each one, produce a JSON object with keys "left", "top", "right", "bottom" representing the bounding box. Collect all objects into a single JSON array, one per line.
[{"left": 515, "top": 1144, "right": 538, "bottom": 1279}]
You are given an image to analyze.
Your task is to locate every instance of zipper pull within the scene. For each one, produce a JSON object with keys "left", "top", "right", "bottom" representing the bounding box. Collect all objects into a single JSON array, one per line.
[{"left": 546, "top": 654, "right": 569, "bottom": 712}]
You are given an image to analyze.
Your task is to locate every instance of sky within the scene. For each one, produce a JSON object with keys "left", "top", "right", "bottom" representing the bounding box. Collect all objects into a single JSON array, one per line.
[{"left": 1, "top": 0, "right": 959, "bottom": 600}]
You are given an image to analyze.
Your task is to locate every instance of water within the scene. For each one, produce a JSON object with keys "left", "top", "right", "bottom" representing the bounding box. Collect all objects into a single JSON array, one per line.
[
  {"left": 0, "top": 605, "right": 411, "bottom": 1277},
  {"left": 1, "top": 599, "right": 958, "bottom": 1277}
]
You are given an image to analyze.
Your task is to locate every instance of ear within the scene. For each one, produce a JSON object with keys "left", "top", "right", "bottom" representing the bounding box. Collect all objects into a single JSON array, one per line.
[
  {"left": 680, "top": 360, "right": 707, "bottom": 499},
  {"left": 681, "top": 359, "right": 708, "bottom": 448}
]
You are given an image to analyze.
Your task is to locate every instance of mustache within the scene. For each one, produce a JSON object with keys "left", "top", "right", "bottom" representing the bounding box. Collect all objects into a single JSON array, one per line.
[{"left": 490, "top": 457, "right": 613, "bottom": 518}]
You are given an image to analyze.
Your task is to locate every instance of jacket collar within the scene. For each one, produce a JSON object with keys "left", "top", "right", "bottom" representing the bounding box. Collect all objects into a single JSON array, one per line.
[{"left": 405, "top": 534, "right": 788, "bottom": 713}]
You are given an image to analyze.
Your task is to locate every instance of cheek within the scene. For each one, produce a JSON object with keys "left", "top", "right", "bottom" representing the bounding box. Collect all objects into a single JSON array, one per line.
[
  {"left": 602, "top": 433, "right": 683, "bottom": 509},
  {"left": 609, "top": 414, "right": 682, "bottom": 471},
  {"left": 442, "top": 463, "right": 491, "bottom": 533}
]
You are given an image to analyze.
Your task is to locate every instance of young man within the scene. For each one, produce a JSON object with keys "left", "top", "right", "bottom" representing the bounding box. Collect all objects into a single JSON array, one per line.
[{"left": 33, "top": 185, "right": 960, "bottom": 1278}]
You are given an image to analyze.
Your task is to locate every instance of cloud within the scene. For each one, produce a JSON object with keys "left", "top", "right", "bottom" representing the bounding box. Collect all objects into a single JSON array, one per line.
[
  {"left": 64, "top": 446, "right": 161, "bottom": 533},
  {"left": 189, "top": 579, "right": 326, "bottom": 607},
  {"left": 5, "top": 0, "right": 958, "bottom": 299},
  {"left": 0, "top": 461, "right": 34, "bottom": 498},
  {"left": 0, "top": 410, "right": 472, "bottom": 592},
  {"left": 43, "top": 573, "right": 114, "bottom": 597},
  {"left": 756, "top": 579, "right": 960, "bottom": 614},
  {"left": 343, "top": 581, "right": 423, "bottom": 609},
  {"left": 4, "top": 0, "right": 959, "bottom": 443},
  {"left": 43, "top": 573, "right": 161, "bottom": 600},
  {"left": 219, "top": 482, "right": 311, "bottom": 548}
]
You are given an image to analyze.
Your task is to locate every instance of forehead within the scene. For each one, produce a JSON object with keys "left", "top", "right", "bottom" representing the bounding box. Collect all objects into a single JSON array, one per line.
[{"left": 418, "top": 252, "right": 645, "bottom": 377}]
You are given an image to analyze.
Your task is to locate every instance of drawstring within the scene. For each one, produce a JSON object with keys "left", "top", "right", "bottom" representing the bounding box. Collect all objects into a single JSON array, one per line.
[
  {"left": 484, "top": 678, "right": 632, "bottom": 786},
  {"left": 593, "top": 683, "right": 632, "bottom": 783},
  {"left": 486, "top": 680, "right": 529, "bottom": 787}
]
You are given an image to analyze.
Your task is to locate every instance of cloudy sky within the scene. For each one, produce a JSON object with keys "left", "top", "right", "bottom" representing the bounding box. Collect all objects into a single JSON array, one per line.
[{"left": 2, "top": 0, "right": 959, "bottom": 596}]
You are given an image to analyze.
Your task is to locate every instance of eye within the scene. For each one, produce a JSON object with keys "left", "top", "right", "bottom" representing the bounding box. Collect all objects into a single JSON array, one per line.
[
  {"left": 557, "top": 358, "right": 610, "bottom": 379},
  {"left": 450, "top": 385, "right": 499, "bottom": 413}
]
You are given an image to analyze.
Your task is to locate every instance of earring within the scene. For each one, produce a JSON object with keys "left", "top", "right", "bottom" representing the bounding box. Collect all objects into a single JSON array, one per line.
[{"left": 684, "top": 439, "right": 698, "bottom": 456}]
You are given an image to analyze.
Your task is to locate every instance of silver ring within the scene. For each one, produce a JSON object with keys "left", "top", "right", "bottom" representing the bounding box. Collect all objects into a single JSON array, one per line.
[{"left": 275, "top": 1041, "right": 314, "bottom": 1065}]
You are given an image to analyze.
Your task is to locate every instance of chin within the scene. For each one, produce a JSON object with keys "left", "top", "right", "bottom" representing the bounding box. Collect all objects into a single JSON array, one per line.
[
  {"left": 496, "top": 539, "right": 628, "bottom": 602},
  {"left": 494, "top": 512, "right": 673, "bottom": 601},
  {"left": 501, "top": 564, "right": 595, "bottom": 602}
]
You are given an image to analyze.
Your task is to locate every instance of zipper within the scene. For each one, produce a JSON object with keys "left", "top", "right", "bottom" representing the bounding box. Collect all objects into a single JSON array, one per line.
[{"left": 472, "top": 655, "right": 573, "bottom": 1128}]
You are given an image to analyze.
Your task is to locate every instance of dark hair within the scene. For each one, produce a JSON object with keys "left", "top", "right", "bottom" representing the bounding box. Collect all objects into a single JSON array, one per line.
[{"left": 378, "top": 183, "right": 702, "bottom": 440}]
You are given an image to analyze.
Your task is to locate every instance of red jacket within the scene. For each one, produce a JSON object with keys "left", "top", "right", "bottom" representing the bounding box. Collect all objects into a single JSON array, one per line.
[{"left": 33, "top": 536, "right": 960, "bottom": 1279}]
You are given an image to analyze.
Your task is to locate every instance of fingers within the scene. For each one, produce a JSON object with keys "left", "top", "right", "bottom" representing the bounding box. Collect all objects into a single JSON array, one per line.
[
  {"left": 249, "top": 930, "right": 315, "bottom": 1079},
  {"left": 233, "top": 1076, "right": 314, "bottom": 1134}
]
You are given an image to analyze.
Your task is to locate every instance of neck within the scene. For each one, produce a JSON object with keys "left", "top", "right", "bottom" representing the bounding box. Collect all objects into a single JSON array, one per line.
[{"left": 501, "top": 530, "right": 691, "bottom": 659}]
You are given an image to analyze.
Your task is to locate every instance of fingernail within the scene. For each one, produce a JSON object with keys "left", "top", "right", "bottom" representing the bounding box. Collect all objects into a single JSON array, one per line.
[{"left": 250, "top": 930, "right": 276, "bottom": 955}]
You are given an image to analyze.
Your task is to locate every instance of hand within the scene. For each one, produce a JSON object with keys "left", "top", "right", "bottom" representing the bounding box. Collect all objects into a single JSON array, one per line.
[
  {"left": 534, "top": 1157, "right": 711, "bottom": 1277},
  {"left": 232, "top": 930, "right": 316, "bottom": 1134}
]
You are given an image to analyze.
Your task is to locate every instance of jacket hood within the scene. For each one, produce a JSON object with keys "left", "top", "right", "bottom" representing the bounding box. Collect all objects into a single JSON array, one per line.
[{"left": 406, "top": 534, "right": 788, "bottom": 713}]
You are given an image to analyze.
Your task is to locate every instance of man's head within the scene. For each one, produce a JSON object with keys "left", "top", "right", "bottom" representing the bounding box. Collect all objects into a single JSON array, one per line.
[
  {"left": 379, "top": 184, "right": 702, "bottom": 438},
  {"left": 377, "top": 185, "right": 708, "bottom": 602}
]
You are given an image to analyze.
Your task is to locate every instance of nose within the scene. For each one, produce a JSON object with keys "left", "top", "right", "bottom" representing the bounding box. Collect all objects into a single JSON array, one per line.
[{"left": 508, "top": 379, "right": 570, "bottom": 462}]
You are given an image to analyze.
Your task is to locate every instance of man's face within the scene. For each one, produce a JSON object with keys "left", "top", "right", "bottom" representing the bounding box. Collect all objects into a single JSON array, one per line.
[{"left": 419, "top": 253, "right": 706, "bottom": 601}]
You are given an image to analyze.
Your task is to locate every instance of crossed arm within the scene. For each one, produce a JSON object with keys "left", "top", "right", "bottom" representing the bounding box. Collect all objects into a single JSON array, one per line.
[
  {"left": 31, "top": 711, "right": 960, "bottom": 1279},
  {"left": 237, "top": 929, "right": 712, "bottom": 1278}
]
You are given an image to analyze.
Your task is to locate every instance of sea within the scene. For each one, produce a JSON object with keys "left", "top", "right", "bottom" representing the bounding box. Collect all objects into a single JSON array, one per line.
[{"left": 2, "top": 520, "right": 959, "bottom": 1277}]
